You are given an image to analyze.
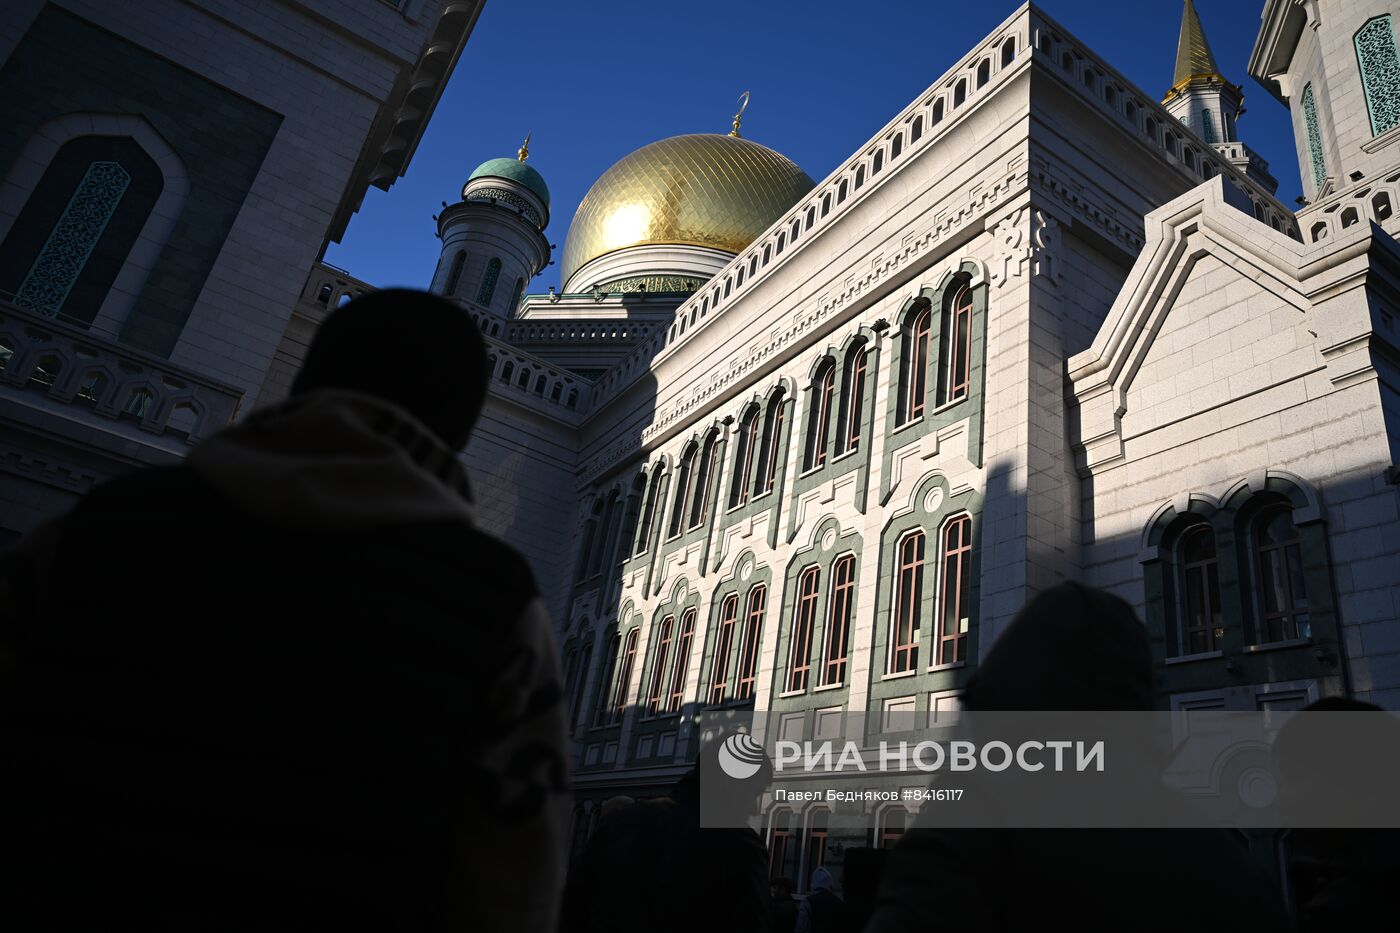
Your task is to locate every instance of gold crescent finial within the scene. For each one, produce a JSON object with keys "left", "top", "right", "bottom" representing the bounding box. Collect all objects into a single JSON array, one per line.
[
  {"left": 729, "top": 91, "right": 750, "bottom": 137},
  {"left": 518, "top": 132, "right": 531, "bottom": 161}
]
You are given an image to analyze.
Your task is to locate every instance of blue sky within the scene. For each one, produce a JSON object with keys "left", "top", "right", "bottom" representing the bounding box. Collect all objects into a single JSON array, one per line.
[{"left": 325, "top": 0, "right": 1300, "bottom": 291}]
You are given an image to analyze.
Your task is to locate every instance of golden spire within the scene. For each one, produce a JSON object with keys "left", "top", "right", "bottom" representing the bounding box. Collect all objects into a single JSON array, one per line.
[
  {"left": 517, "top": 132, "right": 531, "bottom": 162},
  {"left": 729, "top": 91, "right": 750, "bottom": 137},
  {"left": 1173, "top": 0, "right": 1223, "bottom": 86}
]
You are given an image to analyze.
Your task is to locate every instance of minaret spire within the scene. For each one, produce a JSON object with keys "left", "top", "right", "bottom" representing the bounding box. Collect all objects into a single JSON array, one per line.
[
  {"left": 1160, "top": 1, "right": 1278, "bottom": 194},
  {"left": 1173, "top": 0, "right": 1223, "bottom": 87},
  {"left": 517, "top": 132, "right": 531, "bottom": 162}
]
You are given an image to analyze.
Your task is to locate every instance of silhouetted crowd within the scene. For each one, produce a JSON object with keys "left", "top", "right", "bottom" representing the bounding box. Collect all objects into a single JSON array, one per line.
[{"left": 2, "top": 291, "right": 1396, "bottom": 931}]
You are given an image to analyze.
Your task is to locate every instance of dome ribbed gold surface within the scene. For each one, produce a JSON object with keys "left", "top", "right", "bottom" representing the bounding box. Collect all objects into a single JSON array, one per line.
[{"left": 560, "top": 134, "right": 815, "bottom": 288}]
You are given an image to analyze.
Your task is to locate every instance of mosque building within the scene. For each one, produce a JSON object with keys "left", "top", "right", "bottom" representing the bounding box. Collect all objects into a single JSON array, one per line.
[
  {"left": 2, "top": 0, "right": 1400, "bottom": 894},
  {"left": 414, "top": 0, "right": 1400, "bottom": 873}
]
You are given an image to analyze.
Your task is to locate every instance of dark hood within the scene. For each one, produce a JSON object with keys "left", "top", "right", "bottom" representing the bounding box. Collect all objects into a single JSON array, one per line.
[{"left": 963, "top": 582, "right": 1154, "bottom": 711}]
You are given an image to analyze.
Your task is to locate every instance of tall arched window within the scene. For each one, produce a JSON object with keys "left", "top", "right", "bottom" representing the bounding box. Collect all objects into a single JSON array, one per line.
[
  {"left": 689, "top": 432, "right": 720, "bottom": 529},
  {"left": 609, "top": 628, "right": 639, "bottom": 724},
  {"left": 1178, "top": 524, "right": 1223, "bottom": 654},
  {"left": 568, "top": 637, "right": 594, "bottom": 727},
  {"left": 855, "top": 166, "right": 866, "bottom": 189},
  {"left": 757, "top": 391, "right": 787, "bottom": 496},
  {"left": 938, "top": 283, "right": 973, "bottom": 406},
  {"left": 510, "top": 276, "right": 525, "bottom": 312},
  {"left": 786, "top": 566, "right": 821, "bottom": 693},
  {"left": 911, "top": 115, "right": 924, "bottom": 141},
  {"left": 804, "top": 808, "right": 830, "bottom": 885},
  {"left": 931, "top": 99, "right": 945, "bottom": 125},
  {"left": 666, "top": 608, "right": 696, "bottom": 713},
  {"left": 444, "top": 250, "right": 466, "bottom": 295},
  {"left": 837, "top": 180, "right": 848, "bottom": 204},
  {"left": 709, "top": 593, "right": 740, "bottom": 704},
  {"left": 595, "top": 490, "right": 623, "bottom": 575},
  {"left": 577, "top": 500, "right": 602, "bottom": 580},
  {"left": 3, "top": 137, "right": 163, "bottom": 325},
  {"left": 669, "top": 444, "right": 697, "bottom": 538},
  {"left": 635, "top": 468, "right": 664, "bottom": 555},
  {"left": 976, "top": 59, "right": 990, "bottom": 88},
  {"left": 938, "top": 514, "right": 973, "bottom": 665},
  {"left": 1356, "top": 15, "right": 1400, "bottom": 137},
  {"left": 736, "top": 583, "right": 767, "bottom": 701},
  {"left": 839, "top": 345, "right": 868, "bottom": 455},
  {"left": 592, "top": 632, "right": 621, "bottom": 727},
  {"left": 477, "top": 257, "right": 501, "bottom": 305},
  {"left": 1200, "top": 108, "right": 1216, "bottom": 144},
  {"left": 805, "top": 362, "right": 835, "bottom": 470},
  {"left": 645, "top": 614, "right": 676, "bottom": 716},
  {"left": 732, "top": 406, "right": 761, "bottom": 507},
  {"left": 900, "top": 299, "right": 932, "bottom": 424},
  {"left": 769, "top": 809, "right": 794, "bottom": 881},
  {"left": 822, "top": 553, "right": 856, "bottom": 685},
  {"left": 1301, "top": 84, "right": 1327, "bottom": 190},
  {"left": 954, "top": 79, "right": 967, "bottom": 106},
  {"left": 890, "top": 530, "right": 925, "bottom": 673},
  {"left": 1253, "top": 506, "right": 1311, "bottom": 642},
  {"left": 1001, "top": 37, "right": 1016, "bottom": 67}
]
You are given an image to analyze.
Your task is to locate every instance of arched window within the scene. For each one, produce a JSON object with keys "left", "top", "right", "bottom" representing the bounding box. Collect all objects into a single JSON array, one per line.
[
  {"left": 1301, "top": 84, "right": 1327, "bottom": 190},
  {"left": 838, "top": 345, "right": 868, "bottom": 455},
  {"left": 666, "top": 608, "right": 696, "bottom": 713},
  {"left": 609, "top": 628, "right": 639, "bottom": 724},
  {"left": 444, "top": 251, "right": 466, "bottom": 295},
  {"left": 569, "top": 637, "right": 594, "bottom": 726},
  {"left": 1356, "top": 15, "right": 1400, "bottom": 136},
  {"left": 763, "top": 244, "right": 771, "bottom": 265},
  {"left": 890, "top": 530, "right": 925, "bottom": 673},
  {"left": 709, "top": 593, "right": 740, "bottom": 704},
  {"left": 891, "top": 134, "right": 903, "bottom": 158},
  {"left": 756, "top": 391, "right": 787, "bottom": 496},
  {"left": 645, "top": 614, "right": 676, "bottom": 716},
  {"left": 786, "top": 566, "right": 821, "bottom": 693},
  {"left": 477, "top": 257, "right": 501, "bottom": 305},
  {"left": 769, "top": 809, "right": 794, "bottom": 881},
  {"left": 821, "top": 194, "right": 832, "bottom": 217},
  {"left": 1200, "top": 108, "right": 1216, "bottom": 143},
  {"left": 1253, "top": 506, "right": 1311, "bottom": 642},
  {"left": 518, "top": 366, "right": 531, "bottom": 388},
  {"left": 837, "top": 180, "right": 848, "bottom": 204},
  {"left": 1178, "top": 524, "right": 1223, "bottom": 655},
  {"left": 689, "top": 431, "right": 720, "bottom": 529},
  {"left": 635, "top": 468, "right": 664, "bottom": 555},
  {"left": 592, "top": 632, "right": 621, "bottom": 727},
  {"left": 736, "top": 583, "right": 767, "bottom": 701},
  {"left": 337, "top": 292, "right": 354, "bottom": 308},
  {"left": 855, "top": 165, "right": 866, "bottom": 190},
  {"left": 911, "top": 115, "right": 924, "bottom": 140},
  {"left": 750, "top": 255, "right": 759, "bottom": 277},
  {"left": 669, "top": 444, "right": 697, "bottom": 537},
  {"left": 954, "top": 79, "right": 966, "bottom": 107},
  {"left": 510, "top": 276, "right": 525, "bottom": 311},
  {"left": 805, "top": 207, "right": 815, "bottom": 229},
  {"left": 938, "top": 514, "right": 973, "bottom": 665},
  {"left": 931, "top": 99, "right": 945, "bottom": 125},
  {"left": 873, "top": 150, "right": 884, "bottom": 174},
  {"left": 3, "top": 136, "right": 162, "bottom": 325},
  {"left": 1001, "top": 37, "right": 1015, "bottom": 67},
  {"left": 732, "top": 405, "right": 761, "bottom": 507},
  {"left": 804, "top": 808, "right": 830, "bottom": 884},
  {"left": 775, "top": 233, "right": 785, "bottom": 255},
  {"left": 900, "top": 299, "right": 932, "bottom": 423},
  {"left": 577, "top": 500, "right": 602, "bottom": 580},
  {"left": 501, "top": 360, "right": 514, "bottom": 382},
  {"left": 316, "top": 283, "right": 333, "bottom": 303},
  {"left": 589, "top": 493, "right": 621, "bottom": 577},
  {"left": 938, "top": 283, "right": 973, "bottom": 406},
  {"left": 976, "top": 59, "right": 990, "bottom": 88},
  {"left": 822, "top": 553, "right": 856, "bottom": 685},
  {"left": 805, "top": 361, "right": 835, "bottom": 470},
  {"left": 878, "top": 808, "right": 908, "bottom": 848}
]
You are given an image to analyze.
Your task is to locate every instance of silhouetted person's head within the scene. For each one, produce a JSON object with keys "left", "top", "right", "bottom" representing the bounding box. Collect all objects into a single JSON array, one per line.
[
  {"left": 292, "top": 289, "right": 488, "bottom": 451},
  {"left": 964, "top": 582, "right": 1153, "bottom": 711}
]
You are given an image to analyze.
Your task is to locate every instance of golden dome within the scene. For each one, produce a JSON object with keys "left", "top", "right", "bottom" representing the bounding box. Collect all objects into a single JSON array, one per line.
[{"left": 560, "top": 133, "right": 815, "bottom": 288}]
